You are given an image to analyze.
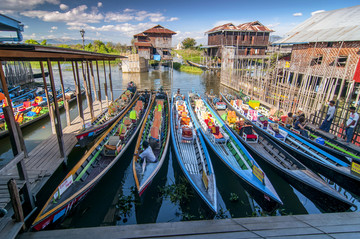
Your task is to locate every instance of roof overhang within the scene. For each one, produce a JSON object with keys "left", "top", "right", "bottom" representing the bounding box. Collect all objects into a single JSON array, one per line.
[{"left": 0, "top": 44, "right": 125, "bottom": 61}]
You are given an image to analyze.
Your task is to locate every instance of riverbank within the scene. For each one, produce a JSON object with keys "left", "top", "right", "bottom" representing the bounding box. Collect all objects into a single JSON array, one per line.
[{"left": 173, "top": 62, "right": 203, "bottom": 74}]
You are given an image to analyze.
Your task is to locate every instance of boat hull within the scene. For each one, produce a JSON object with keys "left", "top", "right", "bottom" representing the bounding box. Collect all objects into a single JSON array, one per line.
[{"left": 222, "top": 94, "right": 360, "bottom": 197}]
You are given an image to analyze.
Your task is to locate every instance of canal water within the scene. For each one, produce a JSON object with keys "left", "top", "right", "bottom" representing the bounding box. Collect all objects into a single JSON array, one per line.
[{"left": 1, "top": 65, "right": 359, "bottom": 229}]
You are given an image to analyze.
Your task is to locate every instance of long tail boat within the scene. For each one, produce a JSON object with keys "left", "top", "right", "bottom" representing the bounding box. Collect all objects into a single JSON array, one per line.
[
  {"left": 221, "top": 93, "right": 360, "bottom": 196},
  {"left": 0, "top": 89, "right": 79, "bottom": 138},
  {"left": 208, "top": 95, "right": 354, "bottom": 212},
  {"left": 133, "top": 89, "right": 170, "bottom": 196},
  {"left": 31, "top": 91, "right": 151, "bottom": 231},
  {"left": 188, "top": 93, "right": 282, "bottom": 213},
  {"left": 171, "top": 91, "right": 217, "bottom": 212},
  {"left": 75, "top": 84, "right": 137, "bottom": 147}
]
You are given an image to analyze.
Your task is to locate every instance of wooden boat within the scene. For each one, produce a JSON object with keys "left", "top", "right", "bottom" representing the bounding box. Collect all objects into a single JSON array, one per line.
[
  {"left": 302, "top": 128, "right": 360, "bottom": 160},
  {"left": 133, "top": 90, "right": 171, "bottom": 196},
  {"left": 0, "top": 89, "right": 80, "bottom": 138},
  {"left": 207, "top": 96, "right": 354, "bottom": 212},
  {"left": 187, "top": 60, "right": 208, "bottom": 70},
  {"left": 75, "top": 84, "right": 137, "bottom": 147},
  {"left": 188, "top": 93, "right": 282, "bottom": 212},
  {"left": 31, "top": 91, "right": 152, "bottom": 231},
  {"left": 171, "top": 91, "right": 217, "bottom": 212},
  {"left": 221, "top": 93, "right": 360, "bottom": 196}
]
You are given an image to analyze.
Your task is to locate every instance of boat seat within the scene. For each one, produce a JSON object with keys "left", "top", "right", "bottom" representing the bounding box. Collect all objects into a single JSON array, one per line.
[
  {"left": 181, "top": 126, "right": 194, "bottom": 142},
  {"left": 267, "top": 127, "right": 288, "bottom": 141},
  {"left": 241, "top": 126, "right": 258, "bottom": 143}
]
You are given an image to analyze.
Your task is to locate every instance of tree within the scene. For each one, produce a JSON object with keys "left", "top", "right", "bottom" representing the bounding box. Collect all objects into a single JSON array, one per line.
[
  {"left": 24, "top": 39, "right": 40, "bottom": 45},
  {"left": 40, "top": 40, "right": 47, "bottom": 45},
  {"left": 182, "top": 38, "right": 196, "bottom": 49}
]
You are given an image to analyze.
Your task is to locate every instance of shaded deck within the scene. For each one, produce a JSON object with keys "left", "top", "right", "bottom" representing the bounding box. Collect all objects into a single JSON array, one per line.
[
  {"left": 18, "top": 212, "right": 360, "bottom": 239},
  {"left": 0, "top": 100, "right": 106, "bottom": 238}
]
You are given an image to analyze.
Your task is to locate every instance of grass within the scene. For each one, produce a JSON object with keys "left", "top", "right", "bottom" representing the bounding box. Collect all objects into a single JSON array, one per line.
[
  {"left": 173, "top": 49, "right": 203, "bottom": 64},
  {"left": 173, "top": 62, "right": 203, "bottom": 74}
]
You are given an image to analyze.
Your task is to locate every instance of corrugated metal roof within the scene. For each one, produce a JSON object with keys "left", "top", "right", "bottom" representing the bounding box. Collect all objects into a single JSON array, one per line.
[
  {"left": 206, "top": 21, "right": 273, "bottom": 34},
  {"left": 276, "top": 5, "right": 360, "bottom": 44}
]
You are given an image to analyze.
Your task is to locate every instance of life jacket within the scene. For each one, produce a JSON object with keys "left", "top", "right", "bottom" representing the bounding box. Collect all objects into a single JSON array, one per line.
[
  {"left": 123, "top": 117, "right": 132, "bottom": 127},
  {"left": 35, "top": 96, "right": 43, "bottom": 104}
]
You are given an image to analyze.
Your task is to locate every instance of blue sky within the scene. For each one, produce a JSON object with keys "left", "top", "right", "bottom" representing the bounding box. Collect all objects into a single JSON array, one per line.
[{"left": 1, "top": 0, "right": 359, "bottom": 45}]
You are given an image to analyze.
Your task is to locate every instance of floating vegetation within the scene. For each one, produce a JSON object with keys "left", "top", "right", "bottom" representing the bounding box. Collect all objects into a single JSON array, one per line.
[
  {"left": 229, "top": 193, "right": 239, "bottom": 202},
  {"left": 116, "top": 187, "right": 138, "bottom": 223},
  {"left": 158, "top": 178, "right": 194, "bottom": 204},
  {"left": 214, "top": 208, "right": 229, "bottom": 219}
]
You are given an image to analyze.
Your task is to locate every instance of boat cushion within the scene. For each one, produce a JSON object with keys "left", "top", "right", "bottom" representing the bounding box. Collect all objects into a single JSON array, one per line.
[
  {"left": 246, "top": 134, "right": 257, "bottom": 139},
  {"left": 275, "top": 133, "right": 284, "bottom": 139},
  {"left": 150, "top": 126, "right": 159, "bottom": 140}
]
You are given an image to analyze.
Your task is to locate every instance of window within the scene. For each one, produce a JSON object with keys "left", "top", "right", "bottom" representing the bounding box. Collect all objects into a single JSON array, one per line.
[
  {"left": 310, "top": 55, "right": 323, "bottom": 66},
  {"left": 329, "top": 56, "right": 348, "bottom": 67}
]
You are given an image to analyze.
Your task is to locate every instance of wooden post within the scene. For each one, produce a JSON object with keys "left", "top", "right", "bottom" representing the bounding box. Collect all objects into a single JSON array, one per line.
[
  {"left": 58, "top": 61, "right": 71, "bottom": 126},
  {"left": 89, "top": 61, "right": 98, "bottom": 101},
  {"left": 81, "top": 61, "right": 94, "bottom": 120},
  {"left": 108, "top": 61, "right": 114, "bottom": 102},
  {"left": 85, "top": 61, "right": 94, "bottom": 120},
  {"left": 16, "top": 158, "right": 35, "bottom": 208},
  {"left": 73, "top": 61, "right": 85, "bottom": 126},
  {"left": 15, "top": 122, "right": 27, "bottom": 158},
  {"left": 103, "top": 60, "right": 109, "bottom": 106},
  {"left": 40, "top": 61, "right": 56, "bottom": 134},
  {"left": 95, "top": 61, "right": 103, "bottom": 112},
  {"left": 47, "top": 59, "right": 66, "bottom": 160},
  {"left": 8, "top": 179, "right": 25, "bottom": 230},
  {"left": 3, "top": 107, "right": 21, "bottom": 156}
]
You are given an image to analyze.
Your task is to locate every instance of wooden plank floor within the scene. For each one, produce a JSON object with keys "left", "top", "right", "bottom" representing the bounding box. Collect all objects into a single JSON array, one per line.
[
  {"left": 17, "top": 212, "right": 360, "bottom": 239},
  {"left": 0, "top": 100, "right": 107, "bottom": 209}
]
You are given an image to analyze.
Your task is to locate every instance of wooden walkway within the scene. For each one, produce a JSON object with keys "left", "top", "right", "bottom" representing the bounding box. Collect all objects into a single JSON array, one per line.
[
  {"left": 18, "top": 212, "right": 360, "bottom": 239},
  {"left": 0, "top": 100, "right": 106, "bottom": 208}
]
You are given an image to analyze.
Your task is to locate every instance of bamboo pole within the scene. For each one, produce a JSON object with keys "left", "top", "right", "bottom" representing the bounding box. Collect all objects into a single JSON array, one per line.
[
  {"left": 89, "top": 61, "right": 98, "bottom": 101},
  {"left": 108, "top": 61, "right": 114, "bottom": 101},
  {"left": 40, "top": 61, "right": 56, "bottom": 134},
  {"left": 73, "top": 61, "right": 85, "bottom": 126},
  {"left": 81, "top": 61, "right": 94, "bottom": 120},
  {"left": 103, "top": 60, "right": 109, "bottom": 106},
  {"left": 95, "top": 61, "right": 103, "bottom": 112},
  {"left": 85, "top": 61, "right": 94, "bottom": 120},
  {"left": 57, "top": 62, "right": 71, "bottom": 126},
  {"left": 47, "top": 59, "right": 66, "bottom": 159}
]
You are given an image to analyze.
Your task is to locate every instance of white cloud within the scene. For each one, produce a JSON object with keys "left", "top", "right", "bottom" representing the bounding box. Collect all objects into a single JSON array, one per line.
[
  {"left": 173, "top": 30, "right": 206, "bottom": 45},
  {"left": 2, "top": 0, "right": 59, "bottom": 11},
  {"left": 67, "top": 22, "right": 154, "bottom": 37},
  {"left": 24, "top": 25, "right": 29, "bottom": 29},
  {"left": 59, "top": 4, "right": 68, "bottom": 11},
  {"left": 135, "top": 11, "right": 166, "bottom": 22},
  {"left": 21, "top": 5, "right": 104, "bottom": 24},
  {"left": 311, "top": 10, "right": 325, "bottom": 16},
  {"left": 51, "top": 26, "right": 58, "bottom": 30},
  {"left": 124, "top": 8, "right": 134, "bottom": 13},
  {"left": 105, "top": 12, "right": 134, "bottom": 22},
  {"left": 293, "top": 12, "right": 302, "bottom": 17},
  {"left": 168, "top": 17, "right": 179, "bottom": 22},
  {"left": 97, "top": 2, "right": 102, "bottom": 7}
]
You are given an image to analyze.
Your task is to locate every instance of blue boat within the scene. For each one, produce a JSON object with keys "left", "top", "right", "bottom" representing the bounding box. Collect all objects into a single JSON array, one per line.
[
  {"left": 188, "top": 93, "right": 282, "bottom": 212},
  {"left": 221, "top": 93, "right": 360, "bottom": 196},
  {"left": 171, "top": 92, "right": 217, "bottom": 213},
  {"left": 208, "top": 95, "right": 354, "bottom": 212}
]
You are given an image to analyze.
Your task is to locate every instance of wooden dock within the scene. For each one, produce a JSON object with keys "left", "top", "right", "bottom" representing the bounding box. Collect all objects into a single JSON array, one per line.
[
  {"left": 0, "top": 100, "right": 106, "bottom": 238},
  {"left": 17, "top": 212, "right": 360, "bottom": 239}
]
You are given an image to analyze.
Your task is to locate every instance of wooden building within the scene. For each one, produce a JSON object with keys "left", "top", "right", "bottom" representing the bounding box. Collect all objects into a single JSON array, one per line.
[
  {"left": 204, "top": 21, "right": 273, "bottom": 57},
  {"left": 133, "top": 25, "right": 176, "bottom": 60},
  {"left": 220, "top": 5, "right": 360, "bottom": 144}
]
